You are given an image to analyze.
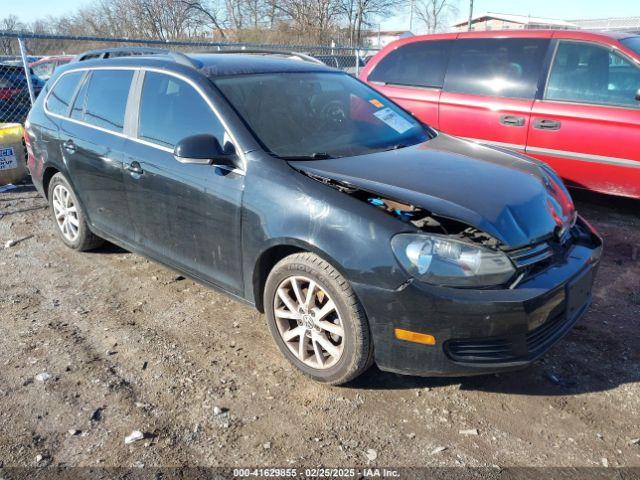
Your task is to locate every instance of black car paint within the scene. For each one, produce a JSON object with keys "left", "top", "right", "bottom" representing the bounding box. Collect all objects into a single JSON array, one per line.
[
  {"left": 289, "top": 133, "right": 576, "bottom": 249},
  {"left": 25, "top": 54, "right": 602, "bottom": 377},
  {"left": 356, "top": 229, "right": 598, "bottom": 376}
]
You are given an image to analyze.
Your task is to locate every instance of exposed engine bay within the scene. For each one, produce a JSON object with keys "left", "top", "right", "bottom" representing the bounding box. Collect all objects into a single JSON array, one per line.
[{"left": 301, "top": 171, "right": 502, "bottom": 250}]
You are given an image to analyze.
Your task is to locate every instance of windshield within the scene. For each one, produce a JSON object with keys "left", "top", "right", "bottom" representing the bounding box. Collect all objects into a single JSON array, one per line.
[
  {"left": 214, "top": 72, "right": 430, "bottom": 158},
  {"left": 621, "top": 36, "right": 640, "bottom": 55}
]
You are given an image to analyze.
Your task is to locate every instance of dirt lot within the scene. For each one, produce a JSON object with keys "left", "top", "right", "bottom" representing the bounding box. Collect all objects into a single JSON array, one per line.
[{"left": 0, "top": 183, "right": 639, "bottom": 469}]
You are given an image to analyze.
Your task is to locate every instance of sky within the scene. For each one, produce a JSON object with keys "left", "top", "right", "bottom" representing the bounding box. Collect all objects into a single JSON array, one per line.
[{"left": 5, "top": 0, "right": 640, "bottom": 32}]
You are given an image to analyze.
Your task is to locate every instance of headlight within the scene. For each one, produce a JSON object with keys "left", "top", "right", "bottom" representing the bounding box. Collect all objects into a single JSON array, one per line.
[{"left": 391, "top": 233, "right": 515, "bottom": 287}]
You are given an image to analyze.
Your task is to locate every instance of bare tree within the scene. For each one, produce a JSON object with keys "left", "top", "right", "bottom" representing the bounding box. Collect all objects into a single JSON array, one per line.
[
  {"left": 275, "top": 0, "right": 342, "bottom": 43},
  {"left": 180, "top": 0, "right": 227, "bottom": 38},
  {"left": 415, "top": 0, "right": 458, "bottom": 33},
  {"left": 0, "top": 15, "right": 25, "bottom": 55},
  {"left": 1, "top": 0, "right": 409, "bottom": 50},
  {"left": 352, "top": 0, "right": 407, "bottom": 46}
]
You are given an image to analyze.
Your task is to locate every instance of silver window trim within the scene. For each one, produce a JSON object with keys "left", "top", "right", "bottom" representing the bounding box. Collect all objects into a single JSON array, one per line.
[{"left": 43, "top": 65, "right": 246, "bottom": 175}]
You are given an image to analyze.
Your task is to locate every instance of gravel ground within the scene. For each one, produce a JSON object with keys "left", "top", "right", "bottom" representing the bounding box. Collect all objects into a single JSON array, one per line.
[{"left": 0, "top": 183, "right": 639, "bottom": 468}]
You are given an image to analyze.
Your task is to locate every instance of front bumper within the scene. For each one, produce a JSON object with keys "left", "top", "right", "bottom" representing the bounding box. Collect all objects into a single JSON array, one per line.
[{"left": 353, "top": 218, "right": 602, "bottom": 377}]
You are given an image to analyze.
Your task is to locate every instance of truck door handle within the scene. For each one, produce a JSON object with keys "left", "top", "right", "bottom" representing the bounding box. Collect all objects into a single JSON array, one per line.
[
  {"left": 126, "top": 161, "right": 144, "bottom": 175},
  {"left": 62, "top": 139, "right": 76, "bottom": 154},
  {"left": 499, "top": 115, "right": 525, "bottom": 127},
  {"left": 533, "top": 119, "right": 561, "bottom": 130}
]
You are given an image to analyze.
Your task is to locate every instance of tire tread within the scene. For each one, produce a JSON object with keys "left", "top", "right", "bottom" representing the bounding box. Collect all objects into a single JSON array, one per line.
[
  {"left": 48, "top": 173, "right": 104, "bottom": 252},
  {"left": 265, "top": 252, "right": 373, "bottom": 385}
]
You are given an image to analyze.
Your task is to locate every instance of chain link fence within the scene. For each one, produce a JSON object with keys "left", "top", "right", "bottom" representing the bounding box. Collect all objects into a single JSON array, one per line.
[{"left": 0, "top": 31, "right": 379, "bottom": 125}]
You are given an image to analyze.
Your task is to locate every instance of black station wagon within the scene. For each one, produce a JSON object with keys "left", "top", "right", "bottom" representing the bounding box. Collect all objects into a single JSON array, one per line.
[{"left": 24, "top": 49, "right": 602, "bottom": 384}]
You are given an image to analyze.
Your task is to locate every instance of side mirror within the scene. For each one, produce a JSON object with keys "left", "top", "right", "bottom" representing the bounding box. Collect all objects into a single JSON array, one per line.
[
  {"left": 636, "top": 89, "right": 640, "bottom": 102},
  {"left": 173, "top": 134, "right": 236, "bottom": 167}
]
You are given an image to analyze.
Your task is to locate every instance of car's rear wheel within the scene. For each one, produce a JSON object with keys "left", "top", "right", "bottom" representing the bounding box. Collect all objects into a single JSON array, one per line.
[
  {"left": 264, "top": 252, "right": 373, "bottom": 385},
  {"left": 48, "top": 173, "right": 103, "bottom": 251}
]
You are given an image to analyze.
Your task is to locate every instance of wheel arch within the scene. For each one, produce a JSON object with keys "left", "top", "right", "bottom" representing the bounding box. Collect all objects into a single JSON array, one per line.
[
  {"left": 41, "top": 165, "right": 94, "bottom": 228},
  {"left": 251, "top": 238, "right": 349, "bottom": 313},
  {"left": 42, "top": 165, "right": 61, "bottom": 199}
]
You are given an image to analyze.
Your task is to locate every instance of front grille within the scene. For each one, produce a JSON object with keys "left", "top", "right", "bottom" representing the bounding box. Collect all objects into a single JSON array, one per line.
[
  {"left": 506, "top": 225, "right": 579, "bottom": 280},
  {"left": 444, "top": 310, "right": 578, "bottom": 365},
  {"left": 508, "top": 242, "right": 554, "bottom": 268}
]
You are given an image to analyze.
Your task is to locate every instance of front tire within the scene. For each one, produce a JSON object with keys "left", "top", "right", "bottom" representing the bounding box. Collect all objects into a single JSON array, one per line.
[
  {"left": 264, "top": 252, "right": 373, "bottom": 385},
  {"left": 48, "top": 173, "right": 103, "bottom": 251}
]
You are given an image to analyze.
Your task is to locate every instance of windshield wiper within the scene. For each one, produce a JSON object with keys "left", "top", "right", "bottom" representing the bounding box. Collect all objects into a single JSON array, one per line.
[{"left": 281, "top": 152, "right": 335, "bottom": 160}]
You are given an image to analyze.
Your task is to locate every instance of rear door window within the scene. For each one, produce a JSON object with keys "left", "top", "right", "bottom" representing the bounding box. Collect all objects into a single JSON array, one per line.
[
  {"left": 46, "top": 71, "right": 83, "bottom": 116},
  {"left": 137, "top": 71, "right": 227, "bottom": 149},
  {"left": 546, "top": 41, "right": 640, "bottom": 108},
  {"left": 71, "top": 69, "right": 133, "bottom": 132},
  {"left": 368, "top": 40, "right": 452, "bottom": 88},
  {"left": 443, "top": 38, "right": 550, "bottom": 99}
]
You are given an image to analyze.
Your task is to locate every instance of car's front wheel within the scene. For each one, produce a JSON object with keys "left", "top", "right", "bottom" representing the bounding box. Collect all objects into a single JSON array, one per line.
[
  {"left": 48, "top": 172, "right": 103, "bottom": 251},
  {"left": 264, "top": 252, "right": 373, "bottom": 385}
]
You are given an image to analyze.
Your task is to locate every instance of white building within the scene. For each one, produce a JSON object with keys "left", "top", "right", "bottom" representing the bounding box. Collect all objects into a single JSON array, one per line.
[
  {"left": 452, "top": 12, "right": 577, "bottom": 32},
  {"left": 364, "top": 30, "right": 414, "bottom": 49},
  {"left": 569, "top": 17, "right": 640, "bottom": 33}
]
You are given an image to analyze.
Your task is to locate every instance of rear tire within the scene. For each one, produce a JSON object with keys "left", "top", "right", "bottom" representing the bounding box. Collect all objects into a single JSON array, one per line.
[
  {"left": 48, "top": 172, "right": 103, "bottom": 251},
  {"left": 264, "top": 252, "right": 373, "bottom": 385}
]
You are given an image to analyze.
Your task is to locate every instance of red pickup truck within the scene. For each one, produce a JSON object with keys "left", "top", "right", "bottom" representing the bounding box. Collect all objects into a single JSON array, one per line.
[{"left": 361, "top": 30, "right": 640, "bottom": 199}]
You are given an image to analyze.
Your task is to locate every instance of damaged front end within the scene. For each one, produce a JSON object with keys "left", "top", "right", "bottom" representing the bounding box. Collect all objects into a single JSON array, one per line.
[
  {"left": 302, "top": 170, "right": 498, "bottom": 245},
  {"left": 298, "top": 170, "right": 599, "bottom": 290}
]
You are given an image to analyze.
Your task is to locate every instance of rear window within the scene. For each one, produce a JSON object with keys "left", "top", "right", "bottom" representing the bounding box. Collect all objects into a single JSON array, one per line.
[
  {"left": 443, "top": 38, "right": 550, "bottom": 99},
  {"left": 368, "top": 40, "right": 452, "bottom": 88},
  {"left": 71, "top": 69, "right": 133, "bottom": 132},
  {"left": 46, "top": 71, "right": 83, "bottom": 116}
]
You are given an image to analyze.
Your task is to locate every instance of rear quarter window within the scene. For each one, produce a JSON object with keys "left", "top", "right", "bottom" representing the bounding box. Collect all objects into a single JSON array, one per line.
[
  {"left": 368, "top": 40, "right": 452, "bottom": 88},
  {"left": 443, "top": 38, "right": 550, "bottom": 99},
  {"left": 46, "top": 71, "right": 83, "bottom": 116}
]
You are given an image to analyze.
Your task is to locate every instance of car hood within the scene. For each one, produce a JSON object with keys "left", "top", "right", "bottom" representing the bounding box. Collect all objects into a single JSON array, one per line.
[{"left": 289, "top": 134, "right": 575, "bottom": 249}]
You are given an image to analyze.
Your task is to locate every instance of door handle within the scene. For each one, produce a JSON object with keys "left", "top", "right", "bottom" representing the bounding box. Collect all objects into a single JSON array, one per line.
[
  {"left": 533, "top": 119, "right": 561, "bottom": 130},
  {"left": 126, "top": 161, "right": 144, "bottom": 176},
  {"left": 499, "top": 115, "right": 526, "bottom": 127},
  {"left": 62, "top": 139, "right": 76, "bottom": 154}
]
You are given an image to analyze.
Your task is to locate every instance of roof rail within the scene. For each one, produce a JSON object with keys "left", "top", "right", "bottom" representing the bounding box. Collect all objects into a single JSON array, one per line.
[
  {"left": 205, "top": 49, "right": 325, "bottom": 65},
  {"left": 72, "top": 47, "right": 199, "bottom": 68}
]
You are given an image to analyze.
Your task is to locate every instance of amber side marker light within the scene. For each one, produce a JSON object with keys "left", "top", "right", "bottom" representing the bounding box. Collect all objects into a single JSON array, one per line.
[{"left": 394, "top": 328, "right": 436, "bottom": 346}]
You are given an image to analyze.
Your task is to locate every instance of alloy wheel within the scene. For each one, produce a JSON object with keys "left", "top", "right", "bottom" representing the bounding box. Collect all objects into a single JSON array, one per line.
[
  {"left": 273, "top": 275, "right": 345, "bottom": 369},
  {"left": 52, "top": 184, "right": 79, "bottom": 242}
]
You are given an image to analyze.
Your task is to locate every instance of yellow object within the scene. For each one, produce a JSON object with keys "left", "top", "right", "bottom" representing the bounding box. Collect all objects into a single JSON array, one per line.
[
  {"left": 369, "top": 98, "right": 384, "bottom": 108},
  {"left": 0, "top": 123, "right": 28, "bottom": 186},
  {"left": 394, "top": 328, "right": 436, "bottom": 346}
]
